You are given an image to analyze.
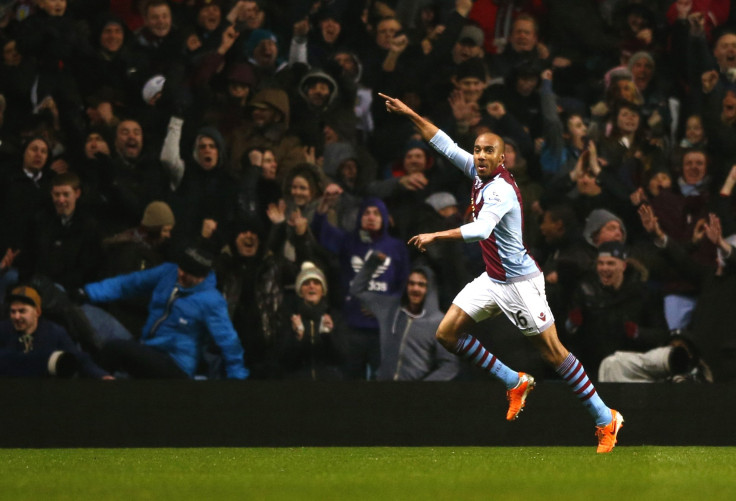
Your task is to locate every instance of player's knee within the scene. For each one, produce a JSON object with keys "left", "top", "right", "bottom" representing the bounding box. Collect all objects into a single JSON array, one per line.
[{"left": 435, "top": 326, "right": 458, "bottom": 353}]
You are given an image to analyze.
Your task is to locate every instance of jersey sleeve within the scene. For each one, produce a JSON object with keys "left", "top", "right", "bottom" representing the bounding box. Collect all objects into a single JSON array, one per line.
[
  {"left": 428, "top": 130, "right": 476, "bottom": 179},
  {"left": 480, "top": 179, "right": 515, "bottom": 221}
]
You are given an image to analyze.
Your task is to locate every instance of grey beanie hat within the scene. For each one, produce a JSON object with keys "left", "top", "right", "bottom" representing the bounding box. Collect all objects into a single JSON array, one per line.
[
  {"left": 322, "top": 142, "right": 358, "bottom": 177},
  {"left": 583, "top": 209, "right": 627, "bottom": 246},
  {"left": 628, "top": 51, "right": 655, "bottom": 71},
  {"left": 425, "top": 192, "right": 458, "bottom": 212}
]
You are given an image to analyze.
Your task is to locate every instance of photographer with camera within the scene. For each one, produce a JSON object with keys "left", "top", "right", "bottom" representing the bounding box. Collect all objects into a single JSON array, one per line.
[{"left": 598, "top": 329, "right": 712, "bottom": 383}]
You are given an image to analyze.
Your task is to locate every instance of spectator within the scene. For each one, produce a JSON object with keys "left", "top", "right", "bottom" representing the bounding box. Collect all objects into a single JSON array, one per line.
[
  {"left": 15, "top": 0, "right": 91, "bottom": 141},
  {"left": 536, "top": 203, "right": 590, "bottom": 340},
  {"left": 598, "top": 330, "right": 712, "bottom": 383},
  {"left": 368, "top": 138, "right": 451, "bottom": 240},
  {"left": 96, "top": 200, "right": 176, "bottom": 337},
  {"left": 190, "top": 0, "right": 227, "bottom": 54},
  {"left": 648, "top": 148, "right": 716, "bottom": 329},
  {"left": 235, "top": 146, "right": 282, "bottom": 232},
  {"left": 160, "top": 122, "right": 238, "bottom": 247},
  {"left": 638, "top": 205, "right": 736, "bottom": 380},
  {"left": 0, "top": 285, "right": 109, "bottom": 379},
  {"left": 413, "top": 191, "right": 473, "bottom": 311},
  {"left": 79, "top": 244, "right": 249, "bottom": 379},
  {"left": 311, "top": 196, "right": 410, "bottom": 379},
  {"left": 1, "top": 136, "right": 53, "bottom": 263},
  {"left": 350, "top": 251, "right": 461, "bottom": 381},
  {"left": 128, "top": 0, "right": 185, "bottom": 89},
  {"left": 228, "top": 87, "right": 306, "bottom": 178},
  {"left": 216, "top": 216, "right": 277, "bottom": 379},
  {"left": 538, "top": 69, "right": 589, "bottom": 180},
  {"left": 290, "top": 66, "right": 356, "bottom": 152},
  {"left": 328, "top": 48, "right": 374, "bottom": 144},
  {"left": 566, "top": 241, "right": 669, "bottom": 379},
  {"left": 488, "top": 13, "right": 549, "bottom": 81},
  {"left": 105, "top": 118, "right": 172, "bottom": 235},
  {"left": 16, "top": 172, "right": 102, "bottom": 292},
  {"left": 74, "top": 13, "right": 133, "bottom": 103},
  {"left": 242, "top": 28, "right": 288, "bottom": 90},
  {"left": 278, "top": 261, "right": 346, "bottom": 380},
  {"left": 626, "top": 51, "right": 672, "bottom": 141}
]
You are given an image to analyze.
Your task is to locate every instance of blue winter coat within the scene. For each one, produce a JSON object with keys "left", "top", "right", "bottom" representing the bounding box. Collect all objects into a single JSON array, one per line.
[{"left": 84, "top": 263, "right": 248, "bottom": 379}]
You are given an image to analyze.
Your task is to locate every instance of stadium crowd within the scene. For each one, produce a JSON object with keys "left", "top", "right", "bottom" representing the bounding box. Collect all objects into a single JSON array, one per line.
[{"left": 1, "top": 0, "right": 735, "bottom": 383}]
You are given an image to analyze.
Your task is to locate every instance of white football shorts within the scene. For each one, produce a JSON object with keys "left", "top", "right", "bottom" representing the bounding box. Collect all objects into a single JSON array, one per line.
[{"left": 452, "top": 272, "right": 554, "bottom": 336}]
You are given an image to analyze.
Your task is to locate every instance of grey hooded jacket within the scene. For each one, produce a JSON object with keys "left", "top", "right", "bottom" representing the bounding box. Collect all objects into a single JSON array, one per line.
[{"left": 350, "top": 253, "right": 460, "bottom": 381}]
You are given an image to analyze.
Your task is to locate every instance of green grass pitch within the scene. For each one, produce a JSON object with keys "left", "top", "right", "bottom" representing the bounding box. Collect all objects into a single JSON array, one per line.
[{"left": 1, "top": 447, "right": 735, "bottom": 500}]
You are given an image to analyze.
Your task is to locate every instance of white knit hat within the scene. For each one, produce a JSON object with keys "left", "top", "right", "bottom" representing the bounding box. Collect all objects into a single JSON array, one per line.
[{"left": 295, "top": 261, "right": 327, "bottom": 296}]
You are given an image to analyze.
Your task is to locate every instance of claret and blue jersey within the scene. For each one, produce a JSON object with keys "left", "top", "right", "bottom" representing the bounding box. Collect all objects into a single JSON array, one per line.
[{"left": 429, "top": 130, "right": 541, "bottom": 283}]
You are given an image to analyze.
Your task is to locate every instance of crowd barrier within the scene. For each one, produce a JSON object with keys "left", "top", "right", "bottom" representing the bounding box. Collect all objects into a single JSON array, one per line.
[{"left": 2, "top": 379, "right": 734, "bottom": 447}]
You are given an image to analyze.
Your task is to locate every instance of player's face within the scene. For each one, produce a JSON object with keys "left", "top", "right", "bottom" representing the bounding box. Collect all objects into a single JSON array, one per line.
[
  {"left": 596, "top": 256, "right": 626, "bottom": 288},
  {"left": 361, "top": 206, "right": 383, "bottom": 232},
  {"left": 10, "top": 302, "right": 39, "bottom": 335},
  {"left": 405, "top": 272, "right": 428, "bottom": 310},
  {"left": 51, "top": 184, "right": 80, "bottom": 217},
  {"left": 473, "top": 133, "right": 504, "bottom": 180},
  {"left": 300, "top": 278, "right": 324, "bottom": 305}
]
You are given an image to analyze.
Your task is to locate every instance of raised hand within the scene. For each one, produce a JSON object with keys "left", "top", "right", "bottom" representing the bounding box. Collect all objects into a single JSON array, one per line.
[
  {"left": 408, "top": 233, "right": 436, "bottom": 252},
  {"left": 378, "top": 92, "right": 412, "bottom": 116}
]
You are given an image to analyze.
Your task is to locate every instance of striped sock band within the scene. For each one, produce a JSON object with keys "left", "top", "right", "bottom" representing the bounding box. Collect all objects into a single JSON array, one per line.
[
  {"left": 454, "top": 334, "right": 519, "bottom": 388},
  {"left": 556, "top": 353, "right": 611, "bottom": 427}
]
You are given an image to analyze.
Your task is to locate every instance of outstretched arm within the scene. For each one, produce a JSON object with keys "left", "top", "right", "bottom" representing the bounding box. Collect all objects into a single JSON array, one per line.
[{"left": 378, "top": 92, "right": 439, "bottom": 141}]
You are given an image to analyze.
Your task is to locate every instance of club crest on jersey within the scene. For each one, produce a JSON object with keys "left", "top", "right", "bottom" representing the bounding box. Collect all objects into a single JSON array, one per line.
[{"left": 539, "top": 312, "right": 546, "bottom": 321}]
